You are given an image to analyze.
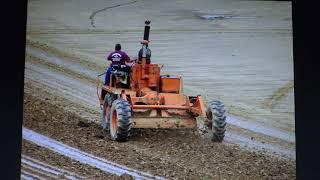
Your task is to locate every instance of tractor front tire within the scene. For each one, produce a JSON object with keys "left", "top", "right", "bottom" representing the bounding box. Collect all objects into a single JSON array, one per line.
[
  {"left": 207, "top": 100, "right": 227, "bottom": 142},
  {"left": 109, "top": 99, "right": 132, "bottom": 142},
  {"left": 101, "top": 93, "right": 115, "bottom": 131}
]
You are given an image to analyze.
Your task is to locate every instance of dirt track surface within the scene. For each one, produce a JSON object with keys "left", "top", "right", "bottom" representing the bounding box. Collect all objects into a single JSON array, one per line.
[
  {"left": 23, "top": 93, "right": 295, "bottom": 179},
  {"left": 24, "top": 40, "right": 295, "bottom": 157},
  {"left": 26, "top": 0, "right": 294, "bottom": 133},
  {"left": 23, "top": 0, "right": 295, "bottom": 179}
]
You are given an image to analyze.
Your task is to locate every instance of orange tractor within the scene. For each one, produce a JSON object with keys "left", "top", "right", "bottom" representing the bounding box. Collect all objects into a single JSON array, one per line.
[{"left": 97, "top": 21, "right": 226, "bottom": 142}]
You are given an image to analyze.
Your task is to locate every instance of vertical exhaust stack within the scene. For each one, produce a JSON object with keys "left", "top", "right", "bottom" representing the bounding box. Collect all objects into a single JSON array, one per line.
[
  {"left": 140, "top": 21, "right": 151, "bottom": 79},
  {"left": 141, "top": 20, "right": 151, "bottom": 58},
  {"left": 143, "top": 20, "right": 151, "bottom": 41}
]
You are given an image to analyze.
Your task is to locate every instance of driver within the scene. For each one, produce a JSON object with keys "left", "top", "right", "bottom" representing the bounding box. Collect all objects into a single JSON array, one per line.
[{"left": 104, "top": 44, "right": 131, "bottom": 85}]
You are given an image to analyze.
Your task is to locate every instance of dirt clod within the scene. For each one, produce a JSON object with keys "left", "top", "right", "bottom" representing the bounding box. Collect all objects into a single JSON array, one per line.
[
  {"left": 77, "top": 120, "right": 91, "bottom": 127},
  {"left": 119, "top": 173, "right": 134, "bottom": 180}
]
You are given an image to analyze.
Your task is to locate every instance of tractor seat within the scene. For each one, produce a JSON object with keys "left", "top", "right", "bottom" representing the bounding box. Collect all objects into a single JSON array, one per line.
[{"left": 111, "top": 65, "right": 131, "bottom": 72}]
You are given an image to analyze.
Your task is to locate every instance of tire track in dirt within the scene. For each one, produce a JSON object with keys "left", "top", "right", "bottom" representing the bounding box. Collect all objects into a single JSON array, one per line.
[
  {"left": 21, "top": 166, "right": 56, "bottom": 179},
  {"left": 21, "top": 170, "right": 44, "bottom": 180},
  {"left": 25, "top": 61, "right": 98, "bottom": 109},
  {"left": 23, "top": 128, "right": 166, "bottom": 180},
  {"left": 224, "top": 131, "right": 295, "bottom": 159},
  {"left": 89, "top": 1, "right": 138, "bottom": 28},
  {"left": 25, "top": 50, "right": 97, "bottom": 85},
  {"left": 25, "top": 44, "right": 295, "bottom": 159},
  {"left": 26, "top": 39, "right": 103, "bottom": 71},
  {"left": 22, "top": 139, "right": 122, "bottom": 179},
  {"left": 263, "top": 80, "right": 294, "bottom": 109},
  {"left": 227, "top": 115, "right": 295, "bottom": 143},
  {"left": 24, "top": 61, "right": 100, "bottom": 122},
  {"left": 21, "top": 155, "right": 85, "bottom": 180}
]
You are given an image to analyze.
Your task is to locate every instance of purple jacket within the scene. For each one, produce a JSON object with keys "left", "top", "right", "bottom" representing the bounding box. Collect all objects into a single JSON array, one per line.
[{"left": 107, "top": 50, "right": 130, "bottom": 66}]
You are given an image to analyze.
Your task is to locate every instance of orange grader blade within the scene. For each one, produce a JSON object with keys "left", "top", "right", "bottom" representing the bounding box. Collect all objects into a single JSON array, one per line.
[{"left": 132, "top": 116, "right": 197, "bottom": 129}]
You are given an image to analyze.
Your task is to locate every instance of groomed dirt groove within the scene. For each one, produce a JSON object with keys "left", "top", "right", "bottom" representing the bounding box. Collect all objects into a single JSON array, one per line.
[
  {"left": 23, "top": 93, "right": 295, "bottom": 179},
  {"left": 22, "top": 141, "right": 119, "bottom": 179}
]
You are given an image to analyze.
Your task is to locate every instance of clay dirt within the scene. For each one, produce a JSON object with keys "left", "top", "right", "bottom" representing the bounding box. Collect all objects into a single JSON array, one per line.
[{"left": 23, "top": 0, "right": 295, "bottom": 179}]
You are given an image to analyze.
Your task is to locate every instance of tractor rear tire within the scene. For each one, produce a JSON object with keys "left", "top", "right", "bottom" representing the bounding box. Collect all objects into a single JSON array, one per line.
[
  {"left": 207, "top": 100, "right": 227, "bottom": 142},
  {"left": 109, "top": 99, "right": 132, "bottom": 142},
  {"left": 101, "top": 93, "right": 115, "bottom": 131}
]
